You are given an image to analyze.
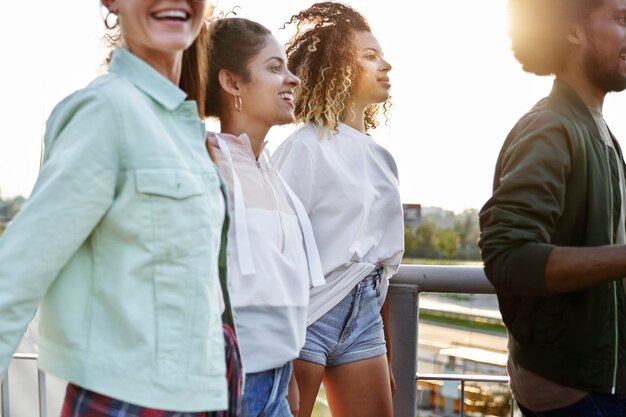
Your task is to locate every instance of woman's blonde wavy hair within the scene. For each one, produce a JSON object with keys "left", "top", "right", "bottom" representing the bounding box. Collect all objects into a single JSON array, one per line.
[{"left": 284, "top": 2, "right": 390, "bottom": 138}]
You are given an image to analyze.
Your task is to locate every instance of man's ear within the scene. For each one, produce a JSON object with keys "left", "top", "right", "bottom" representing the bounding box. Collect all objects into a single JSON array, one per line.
[
  {"left": 218, "top": 69, "right": 241, "bottom": 96},
  {"left": 566, "top": 23, "right": 585, "bottom": 47}
]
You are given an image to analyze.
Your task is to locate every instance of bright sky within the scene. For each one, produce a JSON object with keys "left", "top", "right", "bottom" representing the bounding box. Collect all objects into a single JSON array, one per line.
[{"left": 1, "top": 1, "right": 625, "bottom": 213}]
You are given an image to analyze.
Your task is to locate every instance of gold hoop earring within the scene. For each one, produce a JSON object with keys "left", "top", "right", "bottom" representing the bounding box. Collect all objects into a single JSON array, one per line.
[
  {"left": 105, "top": 10, "right": 119, "bottom": 30},
  {"left": 235, "top": 95, "right": 243, "bottom": 112}
]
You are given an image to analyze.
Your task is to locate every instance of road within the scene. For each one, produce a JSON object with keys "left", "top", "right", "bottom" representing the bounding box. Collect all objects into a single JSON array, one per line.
[{"left": 417, "top": 321, "right": 507, "bottom": 374}]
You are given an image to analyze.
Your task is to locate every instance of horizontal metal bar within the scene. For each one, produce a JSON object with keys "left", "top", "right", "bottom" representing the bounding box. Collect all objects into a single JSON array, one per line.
[
  {"left": 417, "top": 372, "right": 510, "bottom": 383},
  {"left": 394, "top": 264, "right": 494, "bottom": 294},
  {"left": 12, "top": 353, "right": 38, "bottom": 360}
]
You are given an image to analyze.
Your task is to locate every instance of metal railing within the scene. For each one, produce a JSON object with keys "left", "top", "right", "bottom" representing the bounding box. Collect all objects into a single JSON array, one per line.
[
  {"left": 2, "top": 264, "right": 509, "bottom": 417},
  {"left": 417, "top": 374, "right": 513, "bottom": 417},
  {"left": 1, "top": 353, "right": 47, "bottom": 417},
  {"left": 388, "top": 264, "right": 513, "bottom": 417}
]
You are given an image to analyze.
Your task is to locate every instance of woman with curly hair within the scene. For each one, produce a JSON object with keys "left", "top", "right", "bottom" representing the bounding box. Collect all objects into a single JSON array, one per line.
[{"left": 272, "top": 3, "right": 404, "bottom": 417}]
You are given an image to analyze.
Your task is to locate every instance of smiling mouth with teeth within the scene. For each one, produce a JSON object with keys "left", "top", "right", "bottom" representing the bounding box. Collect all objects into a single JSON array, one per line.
[{"left": 152, "top": 10, "right": 189, "bottom": 21}]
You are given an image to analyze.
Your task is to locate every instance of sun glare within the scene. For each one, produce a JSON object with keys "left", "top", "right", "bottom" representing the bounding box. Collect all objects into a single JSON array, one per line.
[{"left": 2, "top": 0, "right": 625, "bottom": 213}]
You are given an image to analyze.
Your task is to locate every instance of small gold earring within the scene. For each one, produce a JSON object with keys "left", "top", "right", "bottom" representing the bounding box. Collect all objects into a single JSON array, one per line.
[{"left": 235, "top": 95, "right": 243, "bottom": 112}]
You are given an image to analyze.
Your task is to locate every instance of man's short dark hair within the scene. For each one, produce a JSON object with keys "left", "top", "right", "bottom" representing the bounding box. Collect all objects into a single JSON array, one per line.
[{"left": 507, "top": 0, "right": 604, "bottom": 76}]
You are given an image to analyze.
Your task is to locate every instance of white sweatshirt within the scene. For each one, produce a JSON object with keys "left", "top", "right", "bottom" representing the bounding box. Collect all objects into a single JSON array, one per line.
[{"left": 272, "top": 123, "right": 404, "bottom": 324}]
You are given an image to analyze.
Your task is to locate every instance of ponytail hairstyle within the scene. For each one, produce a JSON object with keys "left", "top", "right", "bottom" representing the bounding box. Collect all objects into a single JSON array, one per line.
[
  {"left": 204, "top": 17, "right": 272, "bottom": 118},
  {"left": 181, "top": 22, "right": 209, "bottom": 118}
]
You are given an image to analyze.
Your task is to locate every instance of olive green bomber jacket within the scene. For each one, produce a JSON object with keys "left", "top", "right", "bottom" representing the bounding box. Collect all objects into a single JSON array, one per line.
[{"left": 479, "top": 79, "right": 626, "bottom": 393}]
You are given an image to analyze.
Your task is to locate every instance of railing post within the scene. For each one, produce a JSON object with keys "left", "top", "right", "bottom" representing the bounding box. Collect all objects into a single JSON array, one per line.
[
  {"left": 37, "top": 369, "right": 47, "bottom": 417},
  {"left": 1, "top": 372, "right": 9, "bottom": 417},
  {"left": 460, "top": 380, "right": 466, "bottom": 416},
  {"left": 389, "top": 282, "right": 419, "bottom": 417}
]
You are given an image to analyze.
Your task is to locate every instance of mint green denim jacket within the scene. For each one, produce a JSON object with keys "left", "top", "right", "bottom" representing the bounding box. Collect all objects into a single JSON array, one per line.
[{"left": 0, "top": 49, "right": 230, "bottom": 411}]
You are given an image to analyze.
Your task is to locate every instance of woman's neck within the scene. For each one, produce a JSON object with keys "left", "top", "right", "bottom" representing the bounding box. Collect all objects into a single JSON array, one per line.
[
  {"left": 220, "top": 116, "right": 269, "bottom": 159},
  {"left": 342, "top": 100, "right": 367, "bottom": 133},
  {"left": 122, "top": 42, "right": 183, "bottom": 85}
]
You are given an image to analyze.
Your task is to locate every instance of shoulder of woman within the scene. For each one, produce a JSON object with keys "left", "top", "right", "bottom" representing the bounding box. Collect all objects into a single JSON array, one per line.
[
  {"left": 45, "top": 82, "right": 118, "bottom": 137},
  {"left": 274, "top": 125, "right": 316, "bottom": 156},
  {"left": 51, "top": 73, "right": 139, "bottom": 124},
  {"left": 286, "top": 124, "right": 320, "bottom": 144},
  {"left": 374, "top": 144, "right": 399, "bottom": 180}
]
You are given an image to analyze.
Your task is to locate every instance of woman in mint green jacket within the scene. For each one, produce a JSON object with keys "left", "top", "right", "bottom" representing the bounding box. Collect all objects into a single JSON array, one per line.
[{"left": 0, "top": 0, "right": 234, "bottom": 415}]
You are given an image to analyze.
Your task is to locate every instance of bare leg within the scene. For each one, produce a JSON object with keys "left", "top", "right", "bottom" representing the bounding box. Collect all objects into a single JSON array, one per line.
[
  {"left": 323, "top": 355, "right": 393, "bottom": 417},
  {"left": 286, "top": 366, "right": 300, "bottom": 417},
  {"left": 293, "top": 359, "right": 325, "bottom": 417}
]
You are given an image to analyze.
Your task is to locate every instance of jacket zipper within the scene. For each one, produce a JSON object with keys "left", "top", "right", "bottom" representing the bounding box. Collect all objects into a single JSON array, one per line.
[
  {"left": 606, "top": 142, "right": 619, "bottom": 393},
  {"left": 612, "top": 281, "right": 618, "bottom": 393},
  {"left": 257, "top": 160, "right": 286, "bottom": 252}
]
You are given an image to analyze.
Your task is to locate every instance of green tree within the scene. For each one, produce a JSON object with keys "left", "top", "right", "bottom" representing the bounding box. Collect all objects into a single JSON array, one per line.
[
  {"left": 453, "top": 208, "right": 480, "bottom": 260},
  {"left": 415, "top": 220, "right": 435, "bottom": 248},
  {"left": 404, "top": 226, "right": 419, "bottom": 257},
  {"left": 404, "top": 207, "right": 482, "bottom": 261},
  {"left": 434, "top": 228, "right": 458, "bottom": 259}
]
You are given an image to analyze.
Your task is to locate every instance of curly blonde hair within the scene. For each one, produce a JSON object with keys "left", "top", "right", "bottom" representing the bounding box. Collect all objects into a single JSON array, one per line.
[{"left": 284, "top": 2, "right": 390, "bottom": 138}]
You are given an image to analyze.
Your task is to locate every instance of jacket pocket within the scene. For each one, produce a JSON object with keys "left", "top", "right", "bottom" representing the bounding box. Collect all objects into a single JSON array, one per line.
[
  {"left": 134, "top": 167, "right": 223, "bottom": 376},
  {"left": 229, "top": 211, "right": 310, "bottom": 308},
  {"left": 136, "top": 168, "right": 204, "bottom": 199},
  {"left": 135, "top": 168, "right": 209, "bottom": 258},
  {"left": 532, "top": 297, "right": 568, "bottom": 345}
]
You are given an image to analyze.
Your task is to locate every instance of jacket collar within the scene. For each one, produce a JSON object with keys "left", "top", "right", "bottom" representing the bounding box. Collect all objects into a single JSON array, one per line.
[
  {"left": 108, "top": 48, "right": 188, "bottom": 111},
  {"left": 209, "top": 132, "right": 268, "bottom": 162},
  {"left": 551, "top": 78, "right": 623, "bottom": 157},
  {"left": 550, "top": 78, "right": 598, "bottom": 130}
]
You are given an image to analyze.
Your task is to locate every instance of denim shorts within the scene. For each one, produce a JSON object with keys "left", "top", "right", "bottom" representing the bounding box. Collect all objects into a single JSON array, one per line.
[
  {"left": 299, "top": 267, "right": 387, "bottom": 367},
  {"left": 241, "top": 361, "right": 292, "bottom": 417}
]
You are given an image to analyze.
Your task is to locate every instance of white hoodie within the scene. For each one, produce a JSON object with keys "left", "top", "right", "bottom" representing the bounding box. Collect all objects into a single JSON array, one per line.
[{"left": 209, "top": 132, "right": 324, "bottom": 373}]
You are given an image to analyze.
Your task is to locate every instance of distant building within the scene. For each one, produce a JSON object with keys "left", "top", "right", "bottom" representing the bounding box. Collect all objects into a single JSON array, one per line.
[{"left": 403, "top": 203, "right": 422, "bottom": 235}]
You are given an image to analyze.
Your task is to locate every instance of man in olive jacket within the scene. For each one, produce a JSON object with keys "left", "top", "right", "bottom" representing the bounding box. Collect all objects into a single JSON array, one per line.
[{"left": 479, "top": 0, "right": 626, "bottom": 415}]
